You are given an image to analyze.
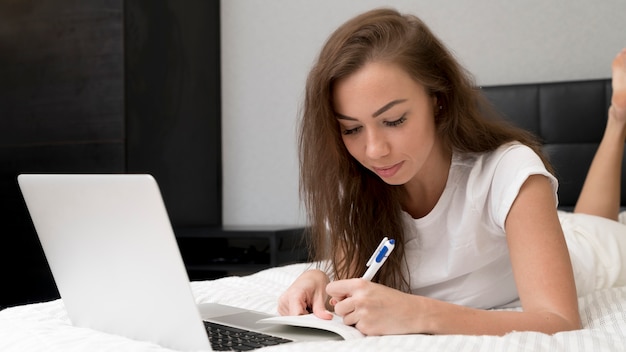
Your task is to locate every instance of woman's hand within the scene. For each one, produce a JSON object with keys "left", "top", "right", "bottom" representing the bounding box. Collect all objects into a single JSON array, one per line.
[
  {"left": 277, "top": 269, "right": 333, "bottom": 320},
  {"left": 327, "top": 278, "right": 424, "bottom": 336}
]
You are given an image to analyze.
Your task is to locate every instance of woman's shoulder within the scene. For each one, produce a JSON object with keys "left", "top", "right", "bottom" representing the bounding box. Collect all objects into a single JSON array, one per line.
[
  {"left": 451, "top": 142, "right": 555, "bottom": 213},
  {"left": 452, "top": 142, "right": 538, "bottom": 170}
]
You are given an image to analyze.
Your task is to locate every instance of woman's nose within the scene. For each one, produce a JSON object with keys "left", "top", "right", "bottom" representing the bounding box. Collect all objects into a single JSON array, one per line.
[{"left": 365, "top": 129, "right": 390, "bottom": 160}]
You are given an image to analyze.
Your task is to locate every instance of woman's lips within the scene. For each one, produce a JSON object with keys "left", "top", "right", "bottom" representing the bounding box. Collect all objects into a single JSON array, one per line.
[{"left": 373, "top": 162, "right": 403, "bottom": 178}]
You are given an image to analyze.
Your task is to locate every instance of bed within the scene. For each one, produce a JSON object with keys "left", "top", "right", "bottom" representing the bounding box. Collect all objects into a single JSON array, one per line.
[
  {"left": 2, "top": 78, "right": 625, "bottom": 351},
  {"left": 1, "top": 262, "right": 626, "bottom": 351}
]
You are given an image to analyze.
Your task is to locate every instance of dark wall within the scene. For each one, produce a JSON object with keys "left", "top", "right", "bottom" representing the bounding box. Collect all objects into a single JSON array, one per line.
[
  {"left": 0, "top": 0, "right": 221, "bottom": 308},
  {"left": 125, "top": 1, "right": 221, "bottom": 227}
]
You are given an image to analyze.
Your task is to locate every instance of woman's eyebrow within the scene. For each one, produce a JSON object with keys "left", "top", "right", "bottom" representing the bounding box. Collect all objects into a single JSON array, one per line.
[
  {"left": 372, "top": 99, "right": 407, "bottom": 117},
  {"left": 336, "top": 99, "right": 408, "bottom": 120},
  {"left": 336, "top": 113, "right": 356, "bottom": 120}
]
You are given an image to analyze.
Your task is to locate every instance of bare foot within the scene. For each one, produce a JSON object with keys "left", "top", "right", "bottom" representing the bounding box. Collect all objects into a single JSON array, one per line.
[{"left": 611, "top": 48, "right": 626, "bottom": 123}]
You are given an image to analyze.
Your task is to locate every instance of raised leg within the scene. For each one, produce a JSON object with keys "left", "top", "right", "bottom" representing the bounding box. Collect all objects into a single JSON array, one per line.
[{"left": 574, "top": 49, "right": 626, "bottom": 221}]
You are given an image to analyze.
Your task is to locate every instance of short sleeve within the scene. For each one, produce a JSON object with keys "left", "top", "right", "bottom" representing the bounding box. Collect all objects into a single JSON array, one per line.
[{"left": 489, "top": 144, "right": 558, "bottom": 231}]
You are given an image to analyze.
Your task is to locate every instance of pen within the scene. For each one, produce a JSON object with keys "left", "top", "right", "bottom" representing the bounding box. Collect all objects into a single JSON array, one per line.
[{"left": 361, "top": 237, "right": 395, "bottom": 281}]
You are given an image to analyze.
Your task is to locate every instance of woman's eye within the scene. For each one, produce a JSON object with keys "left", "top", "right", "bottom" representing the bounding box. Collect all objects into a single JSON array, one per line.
[
  {"left": 342, "top": 126, "right": 362, "bottom": 135},
  {"left": 385, "top": 115, "right": 406, "bottom": 127}
]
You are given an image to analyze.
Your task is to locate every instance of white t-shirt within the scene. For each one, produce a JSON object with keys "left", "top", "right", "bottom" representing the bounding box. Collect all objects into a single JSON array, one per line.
[
  {"left": 403, "top": 142, "right": 626, "bottom": 309},
  {"left": 402, "top": 142, "right": 557, "bottom": 309}
]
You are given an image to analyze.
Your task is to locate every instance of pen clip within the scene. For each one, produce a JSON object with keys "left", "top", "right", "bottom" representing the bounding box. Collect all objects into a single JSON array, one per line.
[{"left": 366, "top": 237, "right": 388, "bottom": 267}]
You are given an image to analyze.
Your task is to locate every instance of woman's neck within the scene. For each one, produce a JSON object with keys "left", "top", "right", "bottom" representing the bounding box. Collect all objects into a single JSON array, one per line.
[{"left": 401, "top": 142, "right": 452, "bottom": 219}]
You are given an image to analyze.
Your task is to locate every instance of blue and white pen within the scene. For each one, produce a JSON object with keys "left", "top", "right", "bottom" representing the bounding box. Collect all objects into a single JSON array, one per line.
[{"left": 361, "top": 237, "right": 395, "bottom": 281}]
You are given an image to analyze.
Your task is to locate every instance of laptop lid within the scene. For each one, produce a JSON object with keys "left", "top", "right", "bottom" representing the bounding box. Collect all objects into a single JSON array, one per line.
[{"left": 18, "top": 174, "right": 211, "bottom": 351}]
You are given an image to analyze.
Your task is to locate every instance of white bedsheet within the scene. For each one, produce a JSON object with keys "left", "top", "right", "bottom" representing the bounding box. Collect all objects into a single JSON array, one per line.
[{"left": 1, "top": 262, "right": 626, "bottom": 351}]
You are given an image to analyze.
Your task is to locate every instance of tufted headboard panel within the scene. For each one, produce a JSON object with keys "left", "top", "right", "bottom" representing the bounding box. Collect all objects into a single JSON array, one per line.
[{"left": 481, "top": 79, "right": 626, "bottom": 210}]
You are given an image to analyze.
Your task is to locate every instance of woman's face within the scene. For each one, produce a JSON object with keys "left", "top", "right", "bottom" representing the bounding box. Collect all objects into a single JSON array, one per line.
[{"left": 333, "top": 61, "right": 439, "bottom": 185}]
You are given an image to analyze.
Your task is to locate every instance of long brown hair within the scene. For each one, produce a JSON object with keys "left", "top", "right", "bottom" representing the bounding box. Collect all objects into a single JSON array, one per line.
[{"left": 299, "top": 8, "right": 550, "bottom": 291}]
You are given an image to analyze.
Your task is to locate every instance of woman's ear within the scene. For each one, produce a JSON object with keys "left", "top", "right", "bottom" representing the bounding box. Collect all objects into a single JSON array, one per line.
[{"left": 433, "top": 95, "right": 442, "bottom": 114}]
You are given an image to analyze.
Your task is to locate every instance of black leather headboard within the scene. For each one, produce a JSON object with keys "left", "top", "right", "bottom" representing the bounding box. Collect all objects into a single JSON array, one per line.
[{"left": 481, "top": 79, "right": 626, "bottom": 210}]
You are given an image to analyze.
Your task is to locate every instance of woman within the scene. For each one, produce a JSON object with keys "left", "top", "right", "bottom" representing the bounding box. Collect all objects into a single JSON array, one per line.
[{"left": 278, "top": 8, "right": 626, "bottom": 336}]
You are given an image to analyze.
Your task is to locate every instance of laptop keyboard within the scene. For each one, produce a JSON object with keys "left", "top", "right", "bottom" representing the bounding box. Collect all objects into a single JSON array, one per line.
[{"left": 204, "top": 321, "right": 293, "bottom": 351}]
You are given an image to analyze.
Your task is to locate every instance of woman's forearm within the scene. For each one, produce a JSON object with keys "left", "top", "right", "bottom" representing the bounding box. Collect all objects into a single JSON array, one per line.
[{"left": 416, "top": 295, "right": 582, "bottom": 335}]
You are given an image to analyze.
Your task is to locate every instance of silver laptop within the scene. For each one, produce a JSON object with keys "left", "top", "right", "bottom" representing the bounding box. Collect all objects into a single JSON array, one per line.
[{"left": 17, "top": 174, "right": 339, "bottom": 351}]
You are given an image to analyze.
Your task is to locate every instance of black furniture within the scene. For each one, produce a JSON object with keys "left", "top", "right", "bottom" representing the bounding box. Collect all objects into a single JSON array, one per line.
[
  {"left": 481, "top": 79, "right": 625, "bottom": 210},
  {"left": 0, "top": 0, "right": 223, "bottom": 308},
  {"left": 175, "top": 226, "right": 309, "bottom": 280}
]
